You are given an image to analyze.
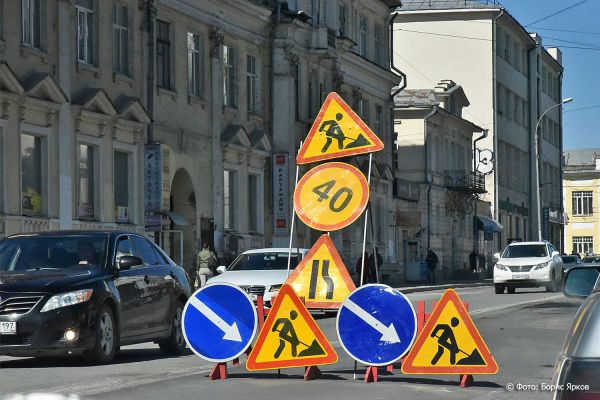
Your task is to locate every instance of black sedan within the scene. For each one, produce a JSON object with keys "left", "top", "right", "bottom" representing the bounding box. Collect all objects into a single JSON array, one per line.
[{"left": 0, "top": 231, "right": 191, "bottom": 364}]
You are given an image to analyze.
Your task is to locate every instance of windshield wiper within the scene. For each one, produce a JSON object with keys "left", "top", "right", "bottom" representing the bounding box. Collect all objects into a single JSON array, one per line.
[{"left": 26, "top": 267, "right": 61, "bottom": 271}]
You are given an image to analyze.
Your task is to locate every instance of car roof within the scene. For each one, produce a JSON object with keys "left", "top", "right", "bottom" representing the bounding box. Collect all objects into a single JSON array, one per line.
[
  {"left": 6, "top": 230, "right": 138, "bottom": 239},
  {"left": 241, "top": 248, "right": 309, "bottom": 254},
  {"left": 506, "top": 241, "right": 548, "bottom": 246}
]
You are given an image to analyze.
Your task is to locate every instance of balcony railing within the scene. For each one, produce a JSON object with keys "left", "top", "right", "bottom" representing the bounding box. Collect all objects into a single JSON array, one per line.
[{"left": 444, "top": 170, "right": 486, "bottom": 194}]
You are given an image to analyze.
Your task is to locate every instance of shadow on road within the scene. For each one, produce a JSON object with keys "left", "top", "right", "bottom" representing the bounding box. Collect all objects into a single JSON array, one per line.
[
  {"left": 230, "top": 371, "right": 347, "bottom": 381},
  {"left": 0, "top": 347, "right": 194, "bottom": 369},
  {"left": 384, "top": 376, "right": 504, "bottom": 388}
]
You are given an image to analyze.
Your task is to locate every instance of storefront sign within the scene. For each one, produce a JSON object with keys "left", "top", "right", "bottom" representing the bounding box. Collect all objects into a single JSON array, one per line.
[
  {"left": 144, "top": 144, "right": 163, "bottom": 213},
  {"left": 542, "top": 207, "right": 550, "bottom": 241},
  {"left": 272, "top": 153, "right": 289, "bottom": 236}
]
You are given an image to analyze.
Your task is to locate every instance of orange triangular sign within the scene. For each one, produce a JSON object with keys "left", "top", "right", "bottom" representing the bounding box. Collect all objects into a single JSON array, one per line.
[
  {"left": 285, "top": 234, "right": 356, "bottom": 309},
  {"left": 246, "top": 284, "right": 338, "bottom": 370},
  {"left": 401, "top": 289, "right": 498, "bottom": 375},
  {"left": 296, "top": 92, "right": 384, "bottom": 164}
]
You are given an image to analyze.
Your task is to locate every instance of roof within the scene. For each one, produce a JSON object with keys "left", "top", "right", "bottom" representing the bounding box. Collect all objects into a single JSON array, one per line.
[
  {"left": 564, "top": 149, "right": 600, "bottom": 167},
  {"left": 7, "top": 230, "right": 138, "bottom": 238},
  {"left": 398, "top": 0, "right": 502, "bottom": 11}
]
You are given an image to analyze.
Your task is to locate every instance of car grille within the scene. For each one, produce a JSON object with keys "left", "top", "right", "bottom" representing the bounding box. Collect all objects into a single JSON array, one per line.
[
  {"left": 508, "top": 265, "right": 533, "bottom": 273},
  {"left": 0, "top": 333, "right": 33, "bottom": 346},
  {"left": 0, "top": 295, "right": 44, "bottom": 315},
  {"left": 240, "top": 285, "right": 266, "bottom": 296}
]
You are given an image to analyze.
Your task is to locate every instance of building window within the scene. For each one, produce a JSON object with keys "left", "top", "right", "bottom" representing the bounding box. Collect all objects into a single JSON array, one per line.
[
  {"left": 246, "top": 55, "right": 258, "bottom": 114},
  {"left": 374, "top": 24, "right": 383, "bottom": 66},
  {"left": 21, "top": 134, "right": 44, "bottom": 216},
  {"left": 112, "top": 2, "right": 128, "bottom": 75},
  {"left": 248, "top": 174, "right": 258, "bottom": 232},
  {"left": 573, "top": 236, "right": 593, "bottom": 255},
  {"left": 156, "top": 20, "right": 171, "bottom": 89},
  {"left": 114, "top": 151, "right": 130, "bottom": 223},
  {"left": 358, "top": 15, "right": 367, "bottom": 57},
  {"left": 78, "top": 144, "right": 95, "bottom": 219},
  {"left": 76, "top": 0, "right": 94, "bottom": 65},
  {"left": 21, "top": 0, "right": 42, "bottom": 49},
  {"left": 187, "top": 32, "right": 203, "bottom": 97},
  {"left": 503, "top": 33, "right": 510, "bottom": 63},
  {"left": 572, "top": 191, "right": 593, "bottom": 216},
  {"left": 223, "top": 169, "right": 236, "bottom": 230},
  {"left": 223, "top": 44, "right": 236, "bottom": 107},
  {"left": 358, "top": 98, "right": 369, "bottom": 124},
  {"left": 374, "top": 105, "right": 382, "bottom": 136},
  {"left": 338, "top": 3, "right": 347, "bottom": 37},
  {"left": 496, "top": 83, "right": 504, "bottom": 116}
]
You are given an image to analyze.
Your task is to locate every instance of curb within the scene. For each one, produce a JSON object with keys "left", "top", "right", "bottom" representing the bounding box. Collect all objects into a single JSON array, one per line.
[{"left": 395, "top": 281, "right": 493, "bottom": 294}]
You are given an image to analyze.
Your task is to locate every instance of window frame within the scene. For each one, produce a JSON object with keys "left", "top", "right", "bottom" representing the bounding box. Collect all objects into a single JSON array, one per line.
[
  {"left": 112, "top": 1, "right": 129, "bottom": 75},
  {"left": 223, "top": 44, "right": 236, "bottom": 108},
  {"left": 77, "top": 142, "right": 98, "bottom": 220},
  {"left": 246, "top": 54, "right": 258, "bottom": 114},
  {"left": 187, "top": 32, "right": 204, "bottom": 98},
  {"left": 21, "top": 0, "right": 43, "bottom": 50},
  {"left": 358, "top": 15, "right": 368, "bottom": 58},
  {"left": 112, "top": 144, "right": 137, "bottom": 224},
  {"left": 572, "top": 191, "right": 593, "bottom": 216},
  {"left": 338, "top": 3, "right": 347, "bottom": 37},
  {"left": 76, "top": 0, "right": 95, "bottom": 65},
  {"left": 156, "top": 19, "right": 172, "bottom": 89},
  {"left": 573, "top": 236, "right": 593, "bottom": 255},
  {"left": 20, "top": 126, "right": 48, "bottom": 217}
]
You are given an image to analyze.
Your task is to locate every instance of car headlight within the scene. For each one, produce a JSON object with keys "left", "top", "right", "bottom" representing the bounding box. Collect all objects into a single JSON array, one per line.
[
  {"left": 40, "top": 289, "right": 93, "bottom": 312},
  {"left": 495, "top": 263, "right": 509, "bottom": 271},
  {"left": 534, "top": 262, "right": 549, "bottom": 270},
  {"left": 269, "top": 284, "right": 282, "bottom": 293}
]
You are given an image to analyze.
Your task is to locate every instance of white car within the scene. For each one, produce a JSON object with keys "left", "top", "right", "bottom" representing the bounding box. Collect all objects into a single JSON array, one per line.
[
  {"left": 207, "top": 248, "right": 308, "bottom": 306},
  {"left": 493, "top": 241, "right": 564, "bottom": 294}
]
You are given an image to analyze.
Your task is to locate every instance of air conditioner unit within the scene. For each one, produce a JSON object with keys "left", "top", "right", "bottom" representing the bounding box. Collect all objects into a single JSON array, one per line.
[{"left": 117, "top": 206, "right": 129, "bottom": 222}]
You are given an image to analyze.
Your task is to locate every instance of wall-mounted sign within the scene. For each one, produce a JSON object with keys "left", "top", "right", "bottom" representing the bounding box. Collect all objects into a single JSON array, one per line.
[
  {"left": 272, "top": 153, "right": 290, "bottom": 236},
  {"left": 475, "top": 149, "right": 494, "bottom": 175},
  {"left": 144, "top": 144, "right": 163, "bottom": 213}
]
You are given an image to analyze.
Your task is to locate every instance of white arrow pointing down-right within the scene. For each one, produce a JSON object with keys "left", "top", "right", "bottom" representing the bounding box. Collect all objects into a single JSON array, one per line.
[
  {"left": 188, "top": 296, "right": 242, "bottom": 342},
  {"left": 343, "top": 299, "right": 401, "bottom": 344}
]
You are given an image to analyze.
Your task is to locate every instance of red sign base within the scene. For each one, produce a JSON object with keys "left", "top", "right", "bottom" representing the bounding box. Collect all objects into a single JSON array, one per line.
[
  {"left": 209, "top": 362, "right": 227, "bottom": 380},
  {"left": 304, "top": 366, "right": 321, "bottom": 381},
  {"left": 460, "top": 374, "right": 474, "bottom": 388},
  {"left": 364, "top": 366, "right": 378, "bottom": 383}
]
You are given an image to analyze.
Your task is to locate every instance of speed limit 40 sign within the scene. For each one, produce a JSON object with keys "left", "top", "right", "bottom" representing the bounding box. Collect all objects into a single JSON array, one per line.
[{"left": 293, "top": 162, "right": 369, "bottom": 231}]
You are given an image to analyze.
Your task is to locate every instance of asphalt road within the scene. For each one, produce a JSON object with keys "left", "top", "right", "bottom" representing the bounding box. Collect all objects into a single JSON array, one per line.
[{"left": 0, "top": 286, "right": 584, "bottom": 400}]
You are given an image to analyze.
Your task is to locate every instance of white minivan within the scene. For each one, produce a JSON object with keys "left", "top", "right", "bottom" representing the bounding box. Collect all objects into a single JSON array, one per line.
[
  {"left": 493, "top": 241, "right": 563, "bottom": 294},
  {"left": 207, "top": 248, "right": 308, "bottom": 306}
]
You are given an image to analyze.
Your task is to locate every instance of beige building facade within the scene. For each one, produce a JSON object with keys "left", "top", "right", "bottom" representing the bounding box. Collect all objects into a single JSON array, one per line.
[{"left": 392, "top": 0, "right": 566, "bottom": 252}]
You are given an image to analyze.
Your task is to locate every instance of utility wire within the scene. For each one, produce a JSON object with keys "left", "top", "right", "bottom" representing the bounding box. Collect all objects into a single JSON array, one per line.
[
  {"left": 541, "top": 36, "right": 600, "bottom": 49},
  {"left": 393, "top": 27, "right": 491, "bottom": 41},
  {"left": 527, "top": 26, "right": 600, "bottom": 35},
  {"left": 525, "top": 0, "right": 589, "bottom": 27},
  {"left": 564, "top": 104, "right": 600, "bottom": 112}
]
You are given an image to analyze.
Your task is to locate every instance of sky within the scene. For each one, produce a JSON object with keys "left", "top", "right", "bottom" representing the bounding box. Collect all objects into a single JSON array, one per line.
[{"left": 501, "top": 0, "right": 600, "bottom": 150}]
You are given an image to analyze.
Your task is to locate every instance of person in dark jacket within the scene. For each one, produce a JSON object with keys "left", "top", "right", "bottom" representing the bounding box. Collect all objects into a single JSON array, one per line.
[{"left": 426, "top": 249, "right": 439, "bottom": 284}]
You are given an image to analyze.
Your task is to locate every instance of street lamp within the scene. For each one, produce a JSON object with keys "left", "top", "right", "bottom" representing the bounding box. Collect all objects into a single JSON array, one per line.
[{"left": 535, "top": 97, "right": 573, "bottom": 241}]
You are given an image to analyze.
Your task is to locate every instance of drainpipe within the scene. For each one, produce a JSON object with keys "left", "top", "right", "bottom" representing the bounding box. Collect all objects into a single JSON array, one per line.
[
  {"left": 146, "top": 0, "right": 156, "bottom": 144},
  {"left": 390, "top": 11, "right": 407, "bottom": 197},
  {"left": 558, "top": 69, "right": 564, "bottom": 252},
  {"left": 424, "top": 106, "right": 438, "bottom": 251},
  {"left": 491, "top": 9, "right": 504, "bottom": 251},
  {"left": 473, "top": 129, "right": 488, "bottom": 252}
]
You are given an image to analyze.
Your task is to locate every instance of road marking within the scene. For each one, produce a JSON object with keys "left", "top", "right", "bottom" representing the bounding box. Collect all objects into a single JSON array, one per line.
[
  {"left": 469, "top": 294, "right": 564, "bottom": 316},
  {"left": 342, "top": 299, "right": 401, "bottom": 343},
  {"left": 188, "top": 296, "right": 242, "bottom": 342}
]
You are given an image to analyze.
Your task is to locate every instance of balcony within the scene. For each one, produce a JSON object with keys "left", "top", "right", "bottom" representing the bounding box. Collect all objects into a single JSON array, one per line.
[{"left": 444, "top": 170, "right": 486, "bottom": 194}]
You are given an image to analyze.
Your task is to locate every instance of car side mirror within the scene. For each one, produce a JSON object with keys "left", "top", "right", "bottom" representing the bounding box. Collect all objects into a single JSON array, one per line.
[
  {"left": 493, "top": 253, "right": 500, "bottom": 261},
  {"left": 563, "top": 266, "right": 600, "bottom": 298},
  {"left": 552, "top": 251, "right": 560, "bottom": 258},
  {"left": 119, "top": 255, "right": 143, "bottom": 270},
  {"left": 216, "top": 265, "right": 226, "bottom": 274}
]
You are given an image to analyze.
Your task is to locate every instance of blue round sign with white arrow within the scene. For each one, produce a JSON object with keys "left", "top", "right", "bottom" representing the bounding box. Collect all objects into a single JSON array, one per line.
[
  {"left": 336, "top": 284, "right": 417, "bottom": 366},
  {"left": 182, "top": 283, "right": 258, "bottom": 363}
]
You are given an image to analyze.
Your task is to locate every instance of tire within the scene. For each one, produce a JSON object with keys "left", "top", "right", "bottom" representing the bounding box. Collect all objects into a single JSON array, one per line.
[
  {"left": 507, "top": 286, "right": 516, "bottom": 294},
  {"left": 159, "top": 301, "right": 186, "bottom": 355},
  {"left": 83, "top": 304, "right": 117, "bottom": 364},
  {"left": 546, "top": 272, "right": 557, "bottom": 292},
  {"left": 494, "top": 284, "right": 505, "bottom": 294}
]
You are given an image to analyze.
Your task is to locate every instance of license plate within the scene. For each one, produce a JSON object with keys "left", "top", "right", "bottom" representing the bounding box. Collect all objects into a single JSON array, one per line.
[
  {"left": 0, "top": 321, "right": 17, "bottom": 335},
  {"left": 512, "top": 274, "right": 528, "bottom": 280}
]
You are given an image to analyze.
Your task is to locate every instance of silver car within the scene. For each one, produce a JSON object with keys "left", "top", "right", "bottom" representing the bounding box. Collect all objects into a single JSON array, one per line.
[{"left": 553, "top": 265, "right": 600, "bottom": 399}]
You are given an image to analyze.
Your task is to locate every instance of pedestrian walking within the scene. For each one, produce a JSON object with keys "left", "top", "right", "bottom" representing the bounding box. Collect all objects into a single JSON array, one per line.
[
  {"left": 355, "top": 251, "right": 371, "bottom": 285},
  {"left": 469, "top": 250, "right": 478, "bottom": 274},
  {"left": 425, "top": 248, "right": 438, "bottom": 284},
  {"left": 195, "top": 242, "right": 217, "bottom": 289}
]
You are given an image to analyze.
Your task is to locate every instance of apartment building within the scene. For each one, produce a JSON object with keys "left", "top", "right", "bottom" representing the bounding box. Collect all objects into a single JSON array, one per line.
[
  {"left": 392, "top": 0, "right": 566, "bottom": 251},
  {"left": 563, "top": 149, "right": 600, "bottom": 256}
]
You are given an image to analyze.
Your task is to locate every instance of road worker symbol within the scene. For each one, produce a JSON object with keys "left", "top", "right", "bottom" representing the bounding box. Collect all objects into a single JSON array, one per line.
[
  {"left": 402, "top": 289, "right": 498, "bottom": 375},
  {"left": 272, "top": 310, "right": 325, "bottom": 359},
  {"left": 296, "top": 92, "right": 384, "bottom": 164}
]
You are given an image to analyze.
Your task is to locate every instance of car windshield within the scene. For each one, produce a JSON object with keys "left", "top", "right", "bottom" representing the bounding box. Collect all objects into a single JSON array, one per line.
[
  {"left": 0, "top": 235, "right": 108, "bottom": 272},
  {"left": 583, "top": 256, "right": 600, "bottom": 264},
  {"left": 561, "top": 256, "right": 581, "bottom": 264},
  {"left": 502, "top": 244, "right": 548, "bottom": 258},
  {"left": 228, "top": 252, "right": 301, "bottom": 271}
]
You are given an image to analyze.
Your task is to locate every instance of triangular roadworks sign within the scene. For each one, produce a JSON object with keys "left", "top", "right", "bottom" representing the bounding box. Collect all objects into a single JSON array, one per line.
[
  {"left": 285, "top": 234, "right": 356, "bottom": 309},
  {"left": 296, "top": 92, "right": 384, "bottom": 164},
  {"left": 401, "top": 289, "right": 498, "bottom": 375},
  {"left": 246, "top": 284, "right": 338, "bottom": 370}
]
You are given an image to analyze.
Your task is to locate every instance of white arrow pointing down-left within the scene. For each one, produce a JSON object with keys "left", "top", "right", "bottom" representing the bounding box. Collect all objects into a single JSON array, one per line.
[
  {"left": 188, "top": 296, "right": 242, "bottom": 342},
  {"left": 343, "top": 299, "right": 401, "bottom": 344}
]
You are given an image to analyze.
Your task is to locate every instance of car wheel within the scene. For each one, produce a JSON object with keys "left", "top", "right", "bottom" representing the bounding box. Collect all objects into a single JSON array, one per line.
[
  {"left": 83, "top": 304, "right": 117, "bottom": 364},
  {"left": 159, "top": 301, "right": 186, "bottom": 355},
  {"left": 546, "top": 272, "right": 557, "bottom": 292},
  {"left": 507, "top": 286, "right": 516, "bottom": 294},
  {"left": 494, "top": 284, "right": 505, "bottom": 294}
]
